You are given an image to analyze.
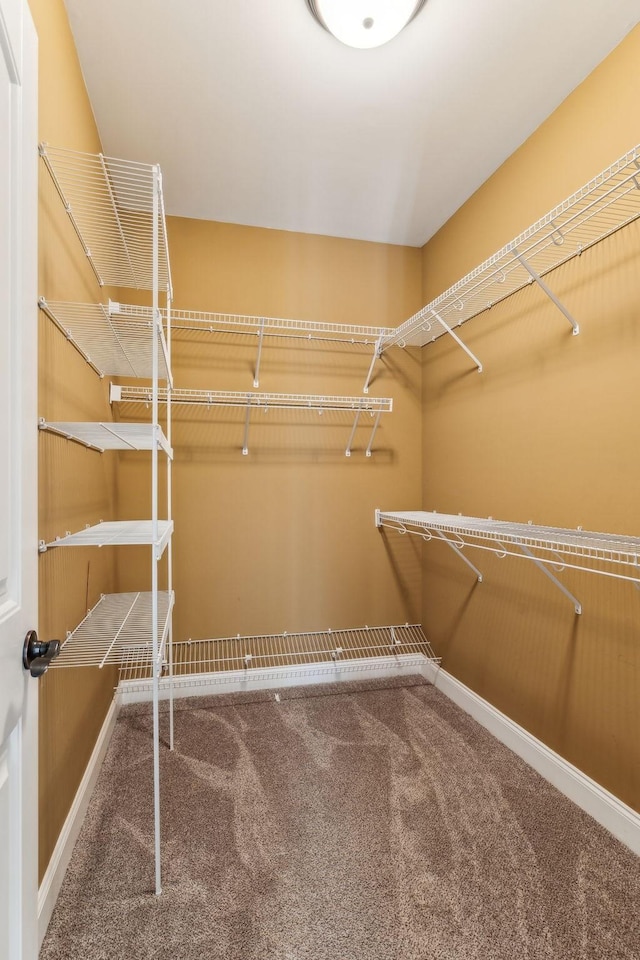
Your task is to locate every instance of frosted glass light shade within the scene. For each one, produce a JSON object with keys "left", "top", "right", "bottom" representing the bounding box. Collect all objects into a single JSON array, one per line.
[{"left": 307, "top": 0, "right": 427, "bottom": 49}]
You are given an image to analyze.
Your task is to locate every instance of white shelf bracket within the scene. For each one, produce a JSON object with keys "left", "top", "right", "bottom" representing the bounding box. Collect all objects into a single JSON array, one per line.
[
  {"left": 432, "top": 310, "right": 483, "bottom": 372},
  {"left": 516, "top": 541, "right": 582, "bottom": 614},
  {"left": 253, "top": 319, "right": 266, "bottom": 388},
  {"left": 513, "top": 247, "right": 579, "bottom": 335},
  {"left": 434, "top": 529, "right": 483, "bottom": 582},
  {"left": 345, "top": 410, "right": 360, "bottom": 457},
  {"left": 242, "top": 400, "right": 251, "bottom": 456},
  {"left": 363, "top": 334, "right": 384, "bottom": 394},
  {"left": 365, "top": 410, "right": 382, "bottom": 458}
]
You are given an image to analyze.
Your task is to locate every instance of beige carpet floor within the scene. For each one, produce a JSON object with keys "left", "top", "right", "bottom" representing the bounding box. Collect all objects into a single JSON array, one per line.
[{"left": 40, "top": 676, "right": 640, "bottom": 959}]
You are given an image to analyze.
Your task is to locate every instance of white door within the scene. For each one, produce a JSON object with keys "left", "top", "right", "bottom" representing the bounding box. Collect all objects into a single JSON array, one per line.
[{"left": 0, "top": 0, "right": 38, "bottom": 958}]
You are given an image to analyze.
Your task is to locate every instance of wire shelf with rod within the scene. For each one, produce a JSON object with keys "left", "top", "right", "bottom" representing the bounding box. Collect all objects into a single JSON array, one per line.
[
  {"left": 50, "top": 592, "right": 174, "bottom": 670},
  {"left": 110, "top": 301, "right": 392, "bottom": 342},
  {"left": 118, "top": 623, "right": 440, "bottom": 689},
  {"left": 38, "top": 299, "right": 172, "bottom": 382},
  {"left": 39, "top": 143, "right": 172, "bottom": 295},
  {"left": 381, "top": 144, "right": 640, "bottom": 369},
  {"left": 109, "top": 301, "right": 394, "bottom": 392},
  {"left": 376, "top": 509, "right": 640, "bottom": 614},
  {"left": 110, "top": 384, "right": 393, "bottom": 456}
]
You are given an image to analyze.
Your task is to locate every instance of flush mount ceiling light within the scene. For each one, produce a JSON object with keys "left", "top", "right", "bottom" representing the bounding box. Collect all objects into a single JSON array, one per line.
[{"left": 307, "top": 0, "right": 428, "bottom": 49}]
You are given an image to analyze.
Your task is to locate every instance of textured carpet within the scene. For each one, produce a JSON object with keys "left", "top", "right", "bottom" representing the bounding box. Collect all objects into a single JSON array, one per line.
[{"left": 40, "top": 677, "right": 640, "bottom": 960}]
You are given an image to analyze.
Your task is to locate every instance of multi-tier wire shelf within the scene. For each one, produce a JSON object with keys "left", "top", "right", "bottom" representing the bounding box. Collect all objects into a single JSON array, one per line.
[
  {"left": 376, "top": 510, "right": 640, "bottom": 614},
  {"left": 376, "top": 144, "right": 640, "bottom": 373},
  {"left": 39, "top": 144, "right": 173, "bottom": 896}
]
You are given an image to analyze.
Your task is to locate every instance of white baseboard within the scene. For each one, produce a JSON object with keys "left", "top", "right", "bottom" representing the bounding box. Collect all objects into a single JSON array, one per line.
[
  {"left": 117, "top": 654, "right": 431, "bottom": 704},
  {"left": 37, "top": 695, "right": 120, "bottom": 948},
  {"left": 422, "top": 661, "right": 640, "bottom": 856}
]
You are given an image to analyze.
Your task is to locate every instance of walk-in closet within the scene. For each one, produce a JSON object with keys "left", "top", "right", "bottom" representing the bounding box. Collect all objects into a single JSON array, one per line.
[{"left": 3, "top": 1, "right": 640, "bottom": 959}]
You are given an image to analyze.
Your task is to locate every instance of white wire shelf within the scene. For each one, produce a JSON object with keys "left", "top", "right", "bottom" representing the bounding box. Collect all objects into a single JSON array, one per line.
[
  {"left": 111, "top": 384, "right": 392, "bottom": 456},
  {"left": 109, "top": 301, "right": 393, "bottom": 343},
  {"left": 50, "top": 591, "right": 174, "bottom": 670},
  {"left": 376, "top": 510, "right": 640, "bottom": 613},
  {"left": 119, "top": 623, "right": 439, "bottom": 683},
  {"left": 110, "top": 301, "right": 392, "bottom": 392},
  {"left": 383, "top": 144, "right": 640, "bottom": 360},
  {"left": 111, "top": 384, "right": 392, "bottom": 412},
  {"left": 39, "top": 144, "right": 172, "bottom": 295},
  {"left": 39, "top": 520, "right": 173, "bottom": 558},
  {"left": 39, "top": 419, "right": 172, "bottom": 456},
  {"left": 38, "top": 299, "right": 172, "bottom": 382}
]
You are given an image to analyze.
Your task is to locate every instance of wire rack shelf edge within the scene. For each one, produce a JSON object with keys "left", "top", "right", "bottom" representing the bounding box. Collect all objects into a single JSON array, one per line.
[{"left": 381, "top": 143, "right": 640, "bottom": 364}]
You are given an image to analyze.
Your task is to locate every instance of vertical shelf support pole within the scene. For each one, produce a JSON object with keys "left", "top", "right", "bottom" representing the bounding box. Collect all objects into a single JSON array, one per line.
[
  {"left": 515, "top": 541, "right": 582, "bottom": 614},
  {"left": 513, "top": 247, "right": 579, "bottom": 335},
  {"left": 363, "top": 334, "right": 384, "bottom": 394},
  {"left": 365, "top": 411, "right": 382, "bottom": 458},
  {"left": 151, "top": 165, "right": 162, "bottom": 897},
  {"left": 166, "top": 296, "right": 174, "bottom": 753},
  {"left": 434, "top": 529, "right": 483, "bottom": 581},
  {"left": 345, "top": 410, "right": 360, "bottom": 457},
  {"left": 242, "top": 400, "right": 251, "bottom": 456},
  {"left": 432, "top": 310, "right": 483, "bottom": 372},
  {"left": 253, "top": 319, "right": 266, "bottom": 388}
]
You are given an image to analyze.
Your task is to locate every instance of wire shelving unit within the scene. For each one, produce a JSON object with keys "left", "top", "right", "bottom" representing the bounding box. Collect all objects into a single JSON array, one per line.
[
  {"left": 40, "top": 144, "right": 173, "bottom": 896},
  {"left": 376, "top": 510, "right": 640, "bottom": 614},
  {"left": 111, "top": 384, "right": 393, "bottom": 457},
  {"left": 109, "top": 301, "right": 394, "bottom": 392},
  {"left": 118, "top": 623, "right": 440, "bottom": 695},
  {"left": 379, "top": 144, "right": 640, "bottom": 371}
]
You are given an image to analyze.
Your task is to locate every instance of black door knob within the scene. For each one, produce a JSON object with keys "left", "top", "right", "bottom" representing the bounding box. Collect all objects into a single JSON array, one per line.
[{"left": 23, "top": 630, "right": 61, "bottom": 678}]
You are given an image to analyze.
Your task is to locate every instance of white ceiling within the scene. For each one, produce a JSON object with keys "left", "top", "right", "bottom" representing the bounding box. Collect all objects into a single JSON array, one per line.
[{"left": 63, "top": 0, "right": 640, "bottom": 247}]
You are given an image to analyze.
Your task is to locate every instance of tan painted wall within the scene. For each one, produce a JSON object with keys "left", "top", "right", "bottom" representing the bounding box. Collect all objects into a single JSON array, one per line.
[
  {"left": 419, "top": 25, "right": 640, "bottom": 809},
  {"left": 116, "top": 218, "right": 424, "bottom": 640},
  {"left": 29, "top": 0, "right": 118, "bottom": 880}
]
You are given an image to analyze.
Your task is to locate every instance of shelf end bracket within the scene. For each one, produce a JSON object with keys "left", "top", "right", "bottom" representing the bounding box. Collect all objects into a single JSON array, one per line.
[
  {"left": 432, "top": 310, "right": 483, "bottom": 372},
  {"left": 253, "top": 319, "right": 266, "bottom": 388},
  {"left": 516, "top": 541, "right": 582, "bottom": 614},
  {"left": 365, "top": 410, "right": 382, "bottom": 458},
  {"left": 363, "top": 334, "right": 384, "bottom": 394},
  {"left": 345, "top": 409, "right": 361, "bottom": 457},
  {"left": 514, "top": 248, "right": 579, "bottom": 336},
  {"left": 433, "top": 528, "right": 483, "bottom": 582}
]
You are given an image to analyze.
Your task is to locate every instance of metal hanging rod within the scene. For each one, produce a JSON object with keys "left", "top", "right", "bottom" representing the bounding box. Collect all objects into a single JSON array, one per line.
[
  {"left": 118, "top": 623, "right": 440, "bottom": 686},
  {"left": 49, "top": 592, "right": 174, "bottom": 670},
  {"left": 109, "top": 301, "right": 391, "bottom": 391},
  {"left": 39, "top": 519, "right": 173, "bottom": 559},
  {"left": 39, "top": 144, "right": 173, "bottom": 296},
  {"left": 38, "top": 419, "right": 172, "bottom": 457},
  {"left": 38, "top": 298, "right": 173, "bottom": 384},
  {"left": 376, "top": 510, "right": 640, "bottom": 611},
  {"left": 381, "top": 144, "right": 640, "bottom": 367},
  {"left": 111, "top": 384, "right": 392, "bottom": 457}
]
